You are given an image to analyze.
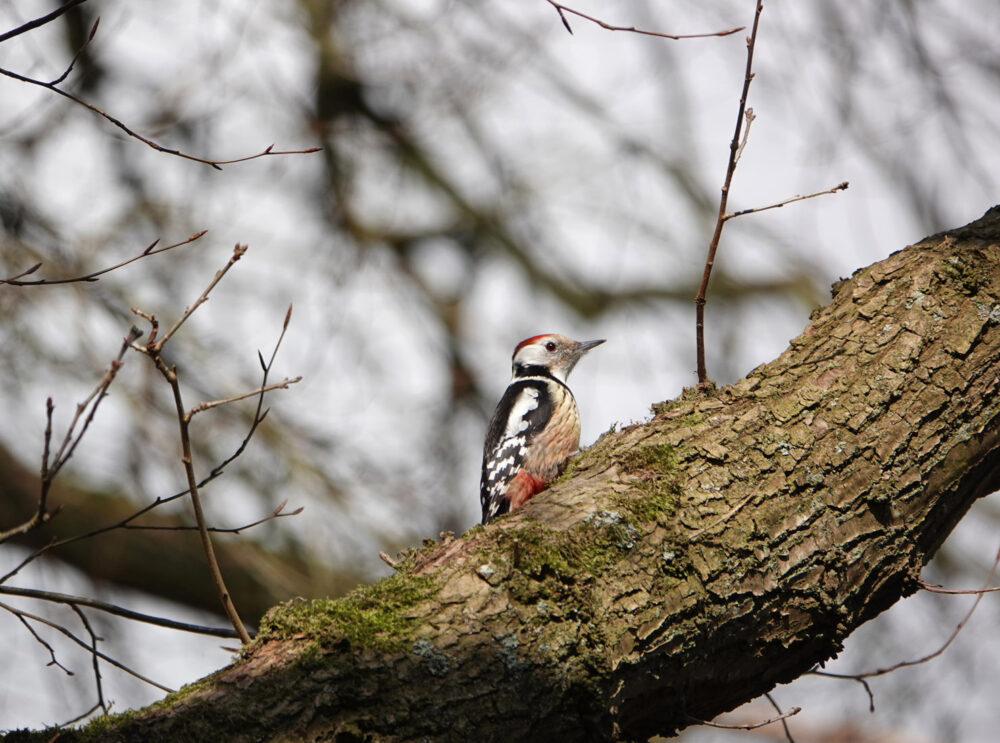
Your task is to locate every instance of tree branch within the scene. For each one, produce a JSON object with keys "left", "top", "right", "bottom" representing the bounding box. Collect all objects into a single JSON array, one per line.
[
  {"left": 0, "top": 65, "right": 320, "bottom": 170},
  {"left": 545, "top": 1, "right": 744, "bottom": 40},
  {"left": 695, "top": 0, "right": 765, "bottom": 386},
  {"left": 65, "top": 207, "right": 1000, "bottom": 741},
  {"left": 0, "top": 0, "right": 89, "bottom": 44},
  {"left": 0, "top": 585, "right": 245, "bottom": 638},
  {"left": 0, "top": 231, "right": 207, "bottom": 286}
]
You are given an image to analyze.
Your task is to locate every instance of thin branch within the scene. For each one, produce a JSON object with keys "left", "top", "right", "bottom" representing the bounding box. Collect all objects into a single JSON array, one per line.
[
  {"left": 732, "top": 107, "right": 756, "bottom": 165},
  {"left": 545, "top": 1, "right": 744, "bottom": 40},
  {"left": 764, "top": 692, "right": 797, "bottom": 743},
  {"left": 0, "top": 67, "right": 320, "bottom": 170},
  {"left": 918, "top": 579, "right": 1000, "bottom": 595},
  {"left": 813, "top": 546, "right": 1000, "bottom": 686},
  {"left": 57, "top": 702, "right": 103, "bottom": 729},
  {"left": 69, "top": 605, "right": 108, "bottom": 718},
  {"left": 810, "top": 660, "right": 876, "bottom": 712},
  {"left": 1, "top": 230, "right": 207, "bottom": 286},
  {"left": 0, "top": 0, "right": 89, "bottom": 44},
  {"left": 145, "top": 243, "right": 247, "bottom": 352},
  {"left": 0, "top": 601, "right": 174, "bottom": 692},
  {"left": 0, "top": 262, "right": 43, "bottom": 282},
  {"left": 162, "top": 359, "right": 253, "bottom": 644},
  {"left": 0, "top": 374, "right": 278, "bottom": 583},
  {"left": 379, "top": 551, "right": 401, "bottom": 570},
  {"left": 48, "top": 16, "right": 100, "bottom": 87},
  {"left": 726, "top": 181, "right": 850, "bottom": 221},
  {"left": 0, "top": 585, "right": 246, "bottom": 638},
  {"left": 44, "top": 329, "right": 141, "bottom": 484},
  {"left": 690, "top": 704, "right": 801, "bottom": 731},
  {"left": 694, "top": 0, "right": 764, "bottom": 387},
  {"left": 187, "top": 377, "right": 302, "bottom": 418},
  {"left": 0, "top": 302, "right": 296, "bottom": 585},
  {"left": 120, "top": 499, "right": 303, "bottom": 535},
  {"left": 130, "top": 245, "right": 271, "bottom": 645},
  {"left": 0, "top": 328, "right": 141, "bottom": 545},
  {"left": 14, "top": 612, "right": 74, "bottom": 676}
]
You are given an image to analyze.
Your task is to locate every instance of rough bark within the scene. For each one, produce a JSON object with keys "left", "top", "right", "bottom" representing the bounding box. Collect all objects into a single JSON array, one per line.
[{"left": 9, "top": 206, "right": 1000, "bottom": 742}]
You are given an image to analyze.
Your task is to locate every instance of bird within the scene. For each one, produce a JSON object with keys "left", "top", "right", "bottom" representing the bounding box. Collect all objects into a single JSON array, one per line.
[{"left": 480, "top": 333, "right": 604, "bottom": 524}]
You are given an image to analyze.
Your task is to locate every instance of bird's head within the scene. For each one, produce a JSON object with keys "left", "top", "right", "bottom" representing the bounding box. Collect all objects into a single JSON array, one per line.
[{"left": 511, "top": 333, "right": 605, "bottom": 383}]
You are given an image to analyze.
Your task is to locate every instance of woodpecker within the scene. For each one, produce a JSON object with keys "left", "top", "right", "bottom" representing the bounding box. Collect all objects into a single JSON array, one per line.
[{"left": 480, "top": 333, "right": 604, "bottom": 524}]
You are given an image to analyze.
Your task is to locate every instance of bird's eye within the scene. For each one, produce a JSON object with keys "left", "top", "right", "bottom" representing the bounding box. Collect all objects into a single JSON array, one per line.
[{"left": 545, "top": 341, "right": 557, "bottom": 352}]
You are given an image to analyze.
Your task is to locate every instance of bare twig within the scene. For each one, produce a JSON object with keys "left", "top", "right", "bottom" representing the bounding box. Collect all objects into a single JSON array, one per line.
[
  {"left": 0, "top": 0, "right": 89, "bottom": 44},
  {"left": 918, "top": 578, "right": 1000, "bottom": 595},
  {"left": 733, "top": 108, "right": 756, "bottom": 165},
  {"left": 726, "top": 182, "right": 850, "bottom": 221},
  {"left": 144, "top": 244, "right": 247, "bottom": 352},
  {"left": 43, "top": 330, "right": 141, "bottom": 485},
  {"left": 694, "top": 0, "right": 764, "bottom": 387},
  {"left": 120, "top": 499, "right": 303, "bottom": 535},
  {"left": 58, "top": 702, "right": 104, "bottom": 729},
  {"left": 187, "top": 377, "right": 302, "bottom": 418},
  {"left": 546, "top": 1, "right": 744, "bottom": 40},
  {"left": 690, "top": 704, "right": 801, "bottom": 731},
  {"left": 810, "top": 659, "right": 876, "bottom": 711},
  {"left": 48, "top": 16, "right": 100, "bottom": 87},
  {"left": 0, "top": 373, "right": 285, "bottom": 584},
  {"left": 1, "top": 231, "right": 207, "bottom": 286},
  {"left": 764, "top": 692, "right": 797, "bottom": 743},
  {"left": 14, "top": 612, "right": 74, "bottom": 676},
  {"left": 0, "top": 300, "right": 297, "bottom": 587},
  {"left": 128, "top": 244, "right": 283, "bottom": 645},
  {"left": 0, "top": 328, "right": 141, "bottom": 545},
  {"left": 166, "top": 354, "right": 254, "bottom": 643},
  {"left": 813, "top": 546, "right": 1000, "bottom": 694},
  {"left": 0, "top": 65, "right": 320, "bottom": 170},
  {"left": 70, "top": 605, "right": 108, "bottom": 718},
  {"left": 0, "top": 585, "right": 246, "bottom": 638},
  {"left": 0, "top": 601, "right": 173, "bottom": 692}
]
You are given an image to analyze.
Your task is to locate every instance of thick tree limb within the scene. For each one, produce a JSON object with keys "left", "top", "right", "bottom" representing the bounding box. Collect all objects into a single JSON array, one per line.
[{"left": 12, "top": 206, "right": 1000, "bottom": 741}]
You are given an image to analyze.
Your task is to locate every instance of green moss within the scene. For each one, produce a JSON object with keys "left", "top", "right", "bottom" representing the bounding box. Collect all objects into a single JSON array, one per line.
[
  {"left": 616, "top": 443, "right": 681, "bottom": 523},
  {"left": 680, "top": 382, "right": 715, "bottom": 398},
  {"left": 650, "top": 398, "right": 707, "bottom": 420},
  {"left": 294, "top": 639, "right": 324, "bottom": 669},
  {"left": 255, "top": 573, "right": 436, "bottom": 652},
  {"left": 620, "top": 442, "right": 677, "bottom": 474},
  {"left": 72, "top": 708, "right": 140, "bottom": 741},
  {"left": 482, "top": 516, "right": 639, "bottom": 613},
  {"left": 944, "top": 254, "right": 988, "bottom": 296}
]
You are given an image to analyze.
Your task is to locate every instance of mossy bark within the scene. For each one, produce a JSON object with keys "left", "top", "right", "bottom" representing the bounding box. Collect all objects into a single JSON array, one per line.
[{"left": 11, "top": 206, "right": 1000, "bottom": 742}]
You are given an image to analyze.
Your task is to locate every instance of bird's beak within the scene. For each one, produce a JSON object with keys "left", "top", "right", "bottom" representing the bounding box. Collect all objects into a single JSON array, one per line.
[{"left": 575, "top": 339, "right": 606, "bottom": 355}]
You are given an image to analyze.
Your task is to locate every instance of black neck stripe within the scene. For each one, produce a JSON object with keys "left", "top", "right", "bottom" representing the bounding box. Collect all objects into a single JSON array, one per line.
[{"left": 513, "top": 364, "right": 569, "bottom": 390}]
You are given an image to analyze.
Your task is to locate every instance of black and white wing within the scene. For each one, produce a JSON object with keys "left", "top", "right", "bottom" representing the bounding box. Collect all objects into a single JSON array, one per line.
[{"left": 479, "top": 380, "right": 554, "bottom": 523}]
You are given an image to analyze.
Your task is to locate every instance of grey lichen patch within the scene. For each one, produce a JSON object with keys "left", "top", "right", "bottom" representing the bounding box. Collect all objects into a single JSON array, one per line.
[
  {"left": 585, "top": 510, "right": 640, "bottom": 550},
  {"left": 255, "top": 573, "right": 437, "bottom": 652},
  {"left": 976, "top": 302, "right": 1000, "bottom": 324},
  {"left": 497, "top": 632, "right": 529, "bottom": 672},
  {"left": 412, "top": 638, "right": 451, "bottom": 677}
]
